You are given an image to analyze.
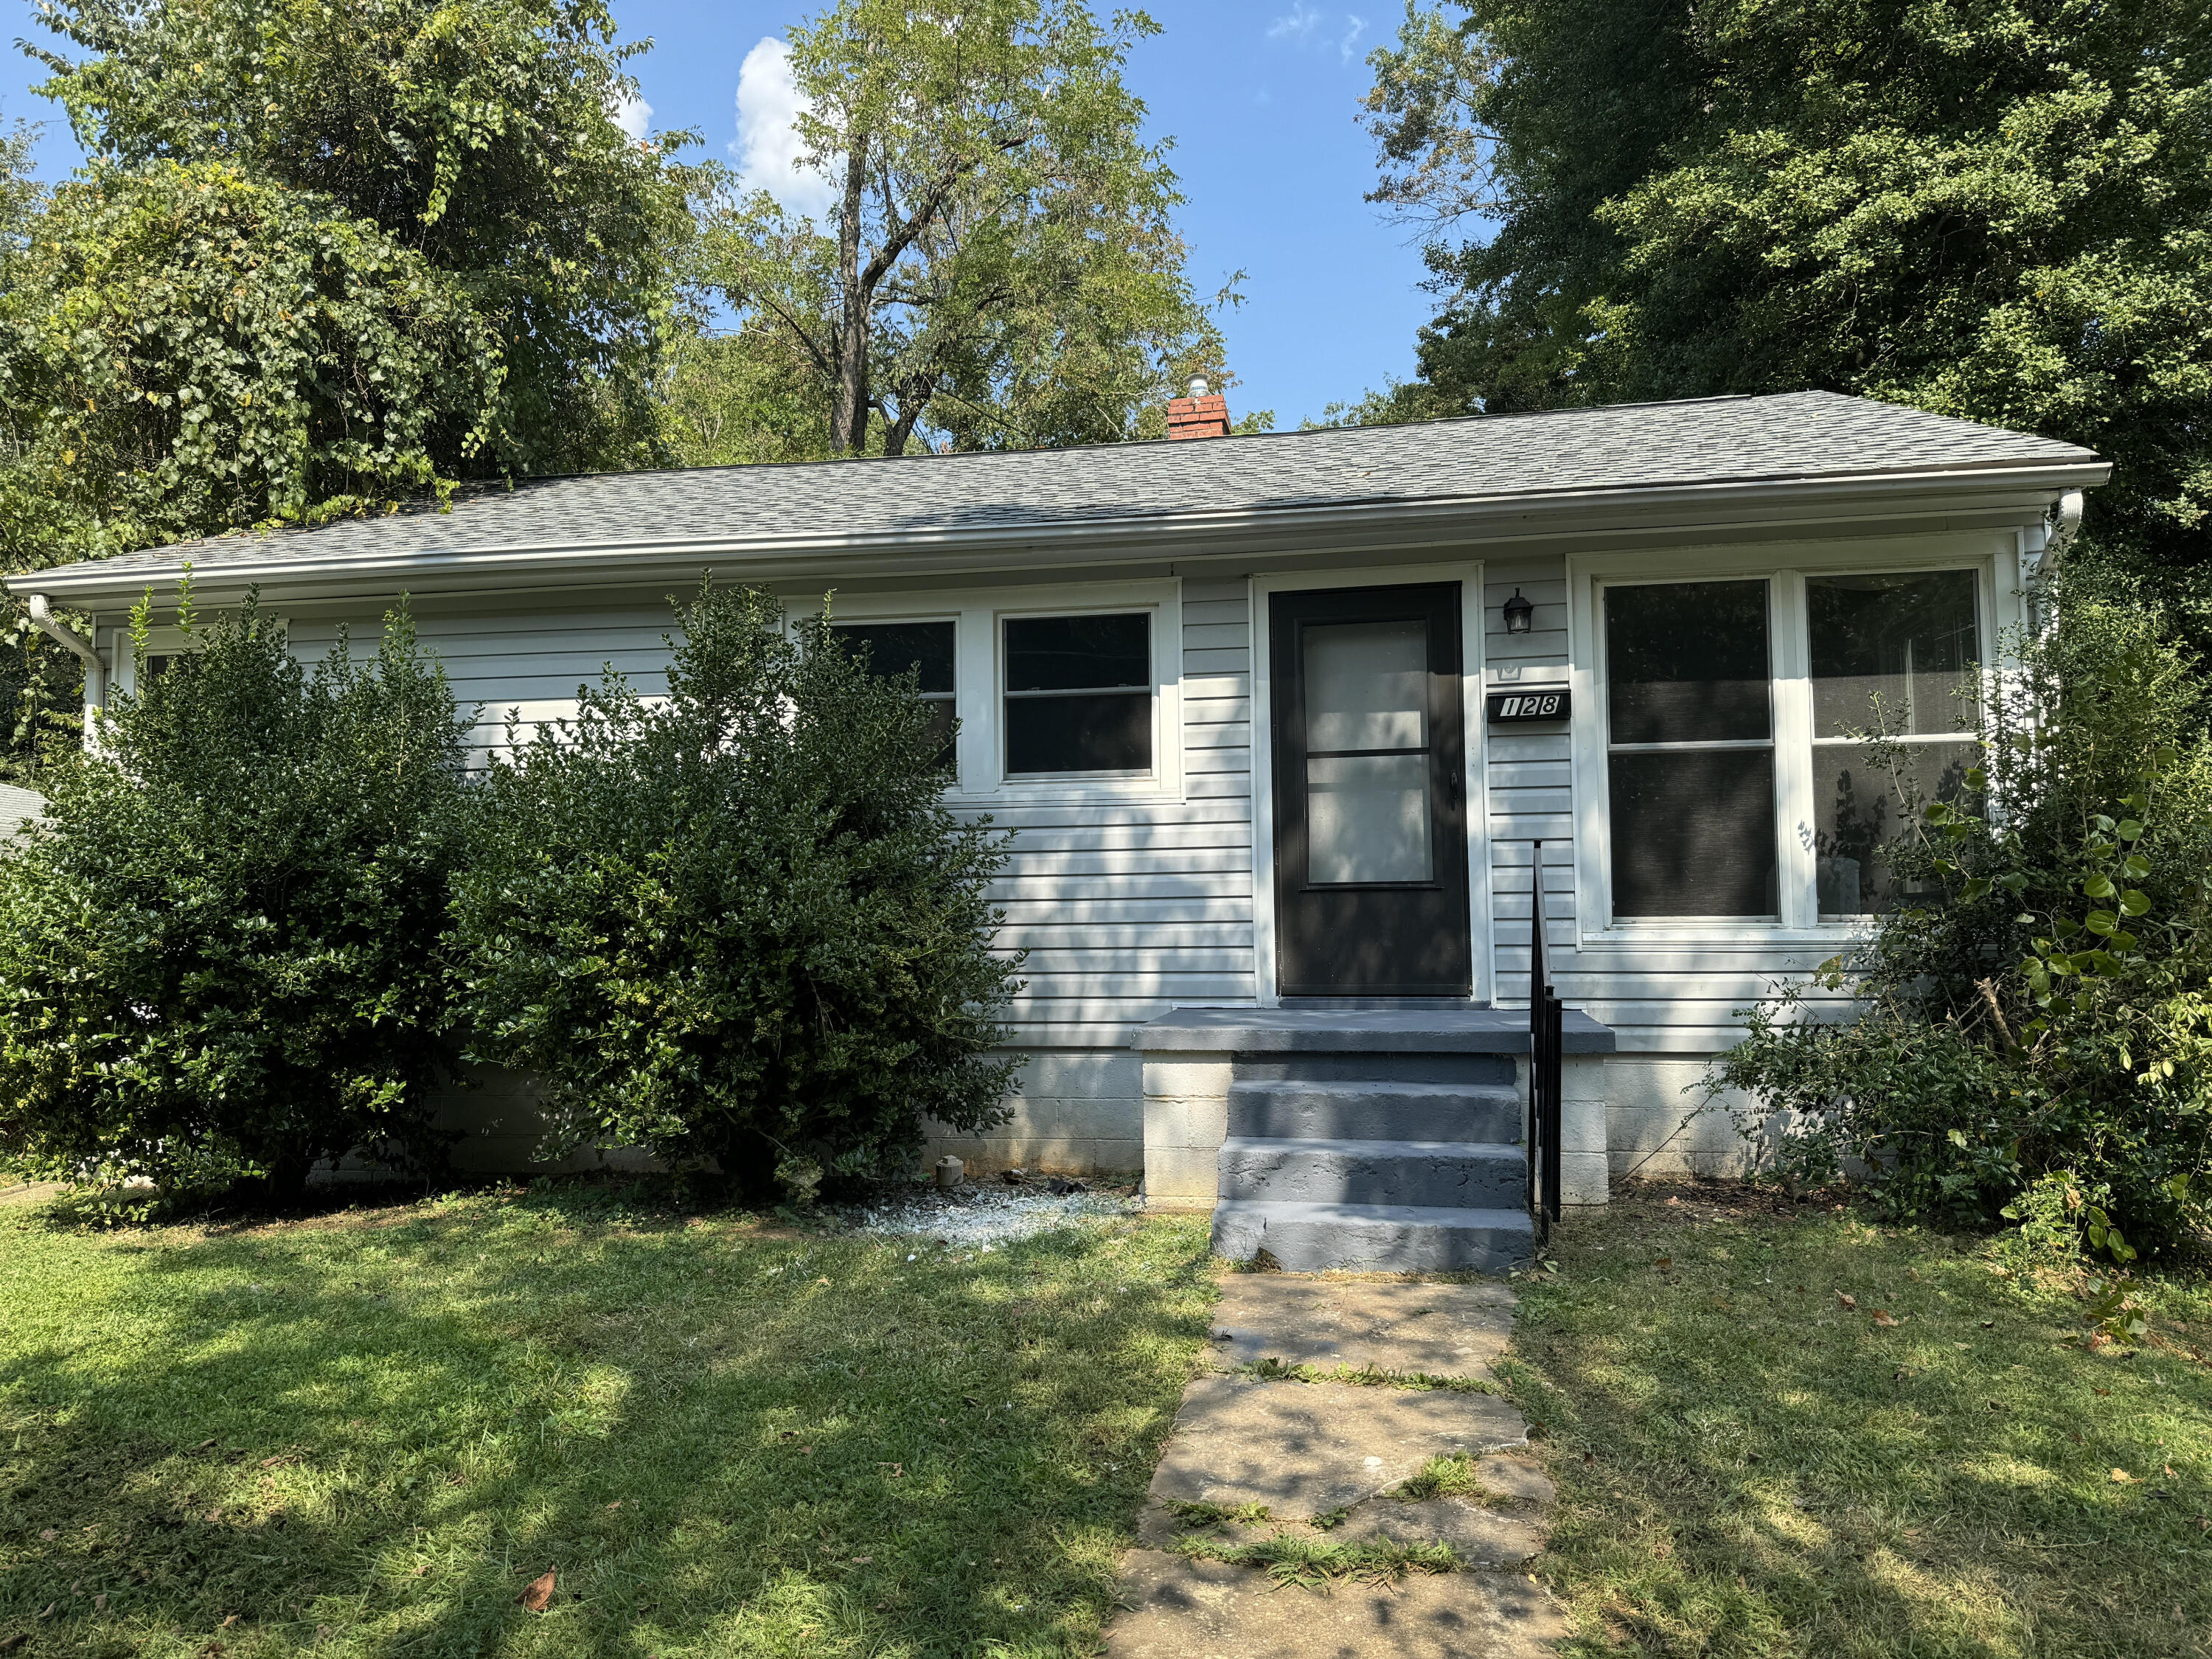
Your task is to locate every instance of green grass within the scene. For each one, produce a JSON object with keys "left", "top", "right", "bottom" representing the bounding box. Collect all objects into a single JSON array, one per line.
[
  {"left": 0, "top": 1186, "right": 1216, "bottom": 1658},
  {"left": 1504, "top": 1183, "right": 2212, "bottom": 1658}
]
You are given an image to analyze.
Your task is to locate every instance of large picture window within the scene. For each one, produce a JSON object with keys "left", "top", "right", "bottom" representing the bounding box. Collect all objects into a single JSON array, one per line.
[
  {"left": 1604, "top": 580, "right": 1779, "bottom": 918},
  {"left": 829, "top": 619, "right": 957, "bottom": 767},
  {"left": 1807, "top": 571, "right": 1980, "bottom": 917},
  {"left": 1003, "top": 612, "right": 1153, "bottom": 776}
]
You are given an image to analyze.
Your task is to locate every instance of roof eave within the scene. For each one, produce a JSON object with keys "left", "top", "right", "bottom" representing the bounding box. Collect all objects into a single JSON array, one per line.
[{"left": 10, "top": 457, "right": 2110, "bottom": 608}]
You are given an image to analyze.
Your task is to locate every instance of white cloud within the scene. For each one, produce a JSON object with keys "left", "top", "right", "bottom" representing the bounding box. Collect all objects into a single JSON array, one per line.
[
  {"left": 1267, "top": 4, "right": 1322, "bottom": 42},
  {"left": 1338, "top": 13, "right": 1367, "bottom": 62},
  {"left": 731, "top": 37, "right": 835, "bottom": 221},
  {"left": 611, "top": 87, "right": 652, "bottom": 142}
]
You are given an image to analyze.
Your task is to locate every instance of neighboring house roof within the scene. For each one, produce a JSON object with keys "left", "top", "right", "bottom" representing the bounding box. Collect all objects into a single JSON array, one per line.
[
  {"left": 0, "top": 785, "right": 44, "bottom": 838},
  {"left": 13, "top": 391, "right": 2106, "bottom": 603}
]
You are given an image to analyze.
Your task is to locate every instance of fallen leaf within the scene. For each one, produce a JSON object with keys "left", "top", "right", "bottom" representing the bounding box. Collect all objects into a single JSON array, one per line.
[
  {"left": 1835, "top": 1293, "right": 1857, "bottom": 1311},
  {"left": 518, "top": 1571, "right": 557, "bottom": 1612},
  {"left": 815, "top": 1277, "right": 830, "bottom": 1286},
  {"left": 193, "top": 1439, "right": 218, "bottom": 1452},
  {"left": 1954, "top": 1343, "right": 1970, "bottom": 1350},
  {"left": 606, "top": 1500, "right": 622, "bottom": 1511},
  {"left": 2111, "top": 1469, "right": 2135, "bottom": 1484},
  {"left": 1654, "top": 1257, "right": 1672, "bottom": 1273},
  {"left": 410, "top": 1565, "right": 429, "bottom": 1577},
  {"left": 0, "top": 1635, "right": 26, "bottom": 1653},
  {"left": 93, "top": 1595, "right": 106, "bottom": 1613},
  {"left": 38, "top": 1529, "right": 56, "bottom": 1542},
  {"left": 204, "top": 1509, "right": 223, "bottom": 1523},
  {"left": 798, "top": 1445, "right": 813, "bottom": 1455},
  {"left": 259, "top": 1455, "right": 293, "bottom": 1470},
  {"left": 850, "top": 1556, "right": 872, "bottom": 1564},
  {"left": 36, "top": 1606, "right": 54, "bottom": 1621},
  {"left": 1979, "top": 1320, "right": 1995, "bottom": 1329},
  {"left": 1871, "top": 1310, "right": 1900, "bottom": 1327},
  {"left": 2096, "top": 1387, "right": 2112, "bottom": 1397},
  {"left": 2165, "top": 1465, "right": 2177, "bottom": 1478},
  {"left": 963, "top": 1395, "right": 982, "bottom": 1408},
  {"left": 220, "top": 1615, "right": 238, "bottom": 1629}
]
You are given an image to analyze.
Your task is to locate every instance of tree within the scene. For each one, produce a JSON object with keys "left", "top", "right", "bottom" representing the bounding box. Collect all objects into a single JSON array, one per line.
[
  {"left": 0, "top": 592, "right": 474, "bottom": 1206},
  {"left": 0, "top": 160, "right": 504, "bottom": 560},
  {"left": 26, "top": 0, "right": 709, "bottom": 479},
  {"left": 706, "top": 0, "right": 1223, "bottom": 456},
  {"left": 661, "top": 324, "right": 837, "bottom": 467},
  {"left": 450, "top": 582, "right": 1020, "bottom": 1201},
  {"left": 1360, "top": 0, "right": 2212, "bottom": 627}
]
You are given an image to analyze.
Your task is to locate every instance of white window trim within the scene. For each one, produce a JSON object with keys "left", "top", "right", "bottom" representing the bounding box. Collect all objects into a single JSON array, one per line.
[
  {"left": 1248, "top": 560, "right": 1489, "bottom": 1008},
  {"left": 105, "top": 619, "right": 293, "bottom": 697},
  {"left": 799, "top": 577, "right": 1184, "bottom": 805},
  {"left": 1567, "top": 535, "right": 2015, "bottom": 949}
]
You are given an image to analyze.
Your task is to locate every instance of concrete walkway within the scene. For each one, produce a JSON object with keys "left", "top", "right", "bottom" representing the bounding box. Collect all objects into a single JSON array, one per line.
[{"left": 1105, "top": 1274, "right": 1565, "bottom": 1658}]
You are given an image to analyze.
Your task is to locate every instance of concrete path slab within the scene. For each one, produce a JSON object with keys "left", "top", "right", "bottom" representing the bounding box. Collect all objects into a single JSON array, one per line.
[
  {"left": 1147, "top": 1375, "right": 1528, "bottom": 1519},
  {"left": 1137, "top": 1495, "right": 1543, "bottom": 1565},
  {"left": 1211, "top": 1277, "right": 1515, "bottom": 1377},
  {"left": 1104, "top": 1551, "right": 1567, "bottom": 1659},
  {"left": 0, "top": 1180, "right": 60, "bottom": 1207}
]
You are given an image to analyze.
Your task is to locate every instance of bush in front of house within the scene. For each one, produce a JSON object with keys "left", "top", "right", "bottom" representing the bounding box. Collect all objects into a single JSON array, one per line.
[
  {"left": 448, "top": 582, "right": 1021, "bottom": 1202},
  {"left": 0, "top": 592, "right": 475, "bottom": 1207},
  {"left": 1711, "top": 599, "right": 2212, "bottom": 1255}
]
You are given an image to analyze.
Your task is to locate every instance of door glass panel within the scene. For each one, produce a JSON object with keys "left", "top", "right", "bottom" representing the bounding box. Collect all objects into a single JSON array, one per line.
[
  {"left": 1308, "top": 754, "right": 1432, "bottom": 884},
  {"left": 1305, "top": 620, "right": 1427, "bottom": 751},
  {"left": 1808, "top": 571, "right": 1980, "bottom": 736}
]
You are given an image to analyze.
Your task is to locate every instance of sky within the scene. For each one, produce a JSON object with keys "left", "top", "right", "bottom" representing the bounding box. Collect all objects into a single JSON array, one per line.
[{"left": 0, "top": 1, "right": 1443, "bottom": 431}]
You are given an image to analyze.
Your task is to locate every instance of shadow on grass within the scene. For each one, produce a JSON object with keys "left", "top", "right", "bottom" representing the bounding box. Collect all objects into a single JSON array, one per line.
[
  {"left": 0, "top": 1186, "right": 1217, "bottom": 1658},
  {"left": 1502, "top": 1185, "right": 2212, "bottom": 1659}
]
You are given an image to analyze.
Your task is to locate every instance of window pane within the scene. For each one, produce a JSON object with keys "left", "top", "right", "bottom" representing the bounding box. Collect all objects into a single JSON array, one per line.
[
  {"left": 1808, "top": 571, "right": 1979, "bottom": 737},
  {"left": 1006, "top": 613, "right": 1149, "bottom": 692},
  {"left": 830, "top": 620, "right": 955, "bottom": 694},
  {"left": 1307, "top": 754, "right": 1432, "bottom": 883},
  {"left": 1304, "top": 619, "right": 1427, "bottom": 752},
  {"left": 1610, "top": 749, "right": 1778, "bottom": 917},
  {"left": 1006, "top": 692, "right": 1150, "bottom": 774},
  {"left": 1815, "top": 740, "right": 1979, "bottom": 916},
  {"left": 1605, "top": 580, "right": 1772, "bottom": 743}
]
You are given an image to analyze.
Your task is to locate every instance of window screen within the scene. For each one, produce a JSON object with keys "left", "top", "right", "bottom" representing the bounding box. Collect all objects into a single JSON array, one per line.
[
  {"left": 1604, "top": 580, "right": 1778, "bottom": 917},
  {"left": 1003, "top": 613, "right": 1152, "bottom": 775},
  {"left": 830, "top": 620, "right": 957, "bottom": 766},
  {"left": 1807, "top": 571, "right": 1980, "bottom": 916}
]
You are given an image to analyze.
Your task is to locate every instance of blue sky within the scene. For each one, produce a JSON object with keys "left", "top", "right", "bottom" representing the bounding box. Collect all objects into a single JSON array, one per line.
[{"left": 1, "top": 1, "right": 1441, "bottom": 430}]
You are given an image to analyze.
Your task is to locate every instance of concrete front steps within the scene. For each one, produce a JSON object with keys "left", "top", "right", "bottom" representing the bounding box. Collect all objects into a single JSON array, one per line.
[{"left": 1136, "top": 1006, "right": 1615, "bottom": 1273}]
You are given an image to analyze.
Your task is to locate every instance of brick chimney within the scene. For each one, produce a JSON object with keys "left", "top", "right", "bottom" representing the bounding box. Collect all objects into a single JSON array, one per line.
[{"left": 1166, "top": 374, "right": 1231, "bottom": 440}]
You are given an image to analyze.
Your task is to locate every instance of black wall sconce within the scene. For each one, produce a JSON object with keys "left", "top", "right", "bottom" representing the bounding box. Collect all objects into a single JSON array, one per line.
[{"left": 1503, "top": 588, "right": 1534, "bottom": 634}]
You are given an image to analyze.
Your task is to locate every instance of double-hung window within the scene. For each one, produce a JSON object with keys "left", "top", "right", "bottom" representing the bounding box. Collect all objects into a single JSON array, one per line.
[
  {"left": 1596, "top": 564, "right": 1986, "bottom": 928},
  {"left": 1604, "top": 580, "right": 1779, "bottom": 919},
  {"left": 1807, "top": 571, "right": 1980, "bottom": 917},
  {"left": 829, "top": 619, "right": 958, "bottom": 768},
  {"left": 1002, "top": 612, "right": 1153, "bottom": 776}
]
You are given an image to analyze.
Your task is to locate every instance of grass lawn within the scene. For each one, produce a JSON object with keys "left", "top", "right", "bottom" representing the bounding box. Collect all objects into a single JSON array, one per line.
[
  {"left": 0, "top": 1186, "right": 1215, "bottom": 1659},
  {"left": 1505, "top": 1182, "right": 2212, "bottom": 1658}
]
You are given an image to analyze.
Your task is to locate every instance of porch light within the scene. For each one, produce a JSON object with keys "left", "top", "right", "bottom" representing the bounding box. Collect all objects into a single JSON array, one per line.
[{"left": 1503, "top": 589, "right": 1534, "bottom": 634}]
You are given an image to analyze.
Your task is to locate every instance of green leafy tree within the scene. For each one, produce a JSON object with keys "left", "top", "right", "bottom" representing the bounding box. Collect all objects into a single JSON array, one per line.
[
  {"left": 451, "top": 582, "right": 1021, "bottom": 1200},
  {"left": 1360, "top": 0, "right": 2212, "bottom": 624},
  {"left": 661, "top": 324, "right": 837, "bottom": 467},
  {"left": 0, "top": 160, "right": 504, "bottom": 560},
  {"left": 0, "top": 591, "right": 475, "bottom": 1206},
  {"left": 26, "top": 0, "right": 709, "bottom": 479},
  {"left": 706, "top": 0, "right": 1224, "bottom": 455}
]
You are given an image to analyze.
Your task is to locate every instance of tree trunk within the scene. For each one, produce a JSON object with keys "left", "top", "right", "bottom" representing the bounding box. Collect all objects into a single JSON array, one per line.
[
  {"left": 257, "top": 1147, "right": 317, "bottom": 1212},
  {"left": 831, "top": 134, "right": 874, "bottom": 455}
]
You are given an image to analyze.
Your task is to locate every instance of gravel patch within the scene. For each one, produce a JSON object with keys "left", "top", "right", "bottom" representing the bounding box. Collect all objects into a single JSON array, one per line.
[{"left": 835, "top": 1180, "right": 1142, "bottom": 1247}]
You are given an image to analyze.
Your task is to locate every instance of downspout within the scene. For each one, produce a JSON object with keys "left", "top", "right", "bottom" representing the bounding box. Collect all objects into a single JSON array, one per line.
[{"left": 25, "top": 593, "right": 105, "bottom": 720}]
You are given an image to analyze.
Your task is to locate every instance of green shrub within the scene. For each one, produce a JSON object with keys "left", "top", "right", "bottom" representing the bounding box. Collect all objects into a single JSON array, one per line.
[
  {"left": 449, "top": 582, "right": 1021, "bottom": 1200},
  {"left": 1710, "top": 599, "right": 2212, "bottom": 1253},
  {"left": 0, "top": 589, "right": 474, "bottom": 1206}
]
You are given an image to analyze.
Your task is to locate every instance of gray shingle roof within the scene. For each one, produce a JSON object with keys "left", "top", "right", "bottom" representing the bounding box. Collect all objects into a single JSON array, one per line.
[{"left": 48, "top": 390, "right": 2098, "bottom": 578}]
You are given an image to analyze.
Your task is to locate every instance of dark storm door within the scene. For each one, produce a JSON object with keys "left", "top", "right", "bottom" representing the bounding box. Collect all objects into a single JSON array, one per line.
[{"left": 1270, "top": 584, "right": 1472, "bottom": 997}]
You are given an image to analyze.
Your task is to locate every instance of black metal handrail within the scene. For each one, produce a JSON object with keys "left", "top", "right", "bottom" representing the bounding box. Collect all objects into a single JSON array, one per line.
[{"left": 1526, "top": 838, "right": 1564, "bottom": 1241}]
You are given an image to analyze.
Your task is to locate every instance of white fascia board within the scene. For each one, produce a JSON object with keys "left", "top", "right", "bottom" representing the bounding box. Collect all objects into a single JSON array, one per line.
[{"left": 10, "top": 458, "right": 2110, "bottom": 611}]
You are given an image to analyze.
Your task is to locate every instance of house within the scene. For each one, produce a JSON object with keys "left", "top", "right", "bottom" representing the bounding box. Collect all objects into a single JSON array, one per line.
[{"left": 11, "top": 389, "right": 2106, "bottom": 1268}]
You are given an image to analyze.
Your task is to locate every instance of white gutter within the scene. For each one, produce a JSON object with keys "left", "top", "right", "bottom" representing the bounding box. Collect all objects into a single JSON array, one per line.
[
  {"left": 26, "top": 593, "right": 102, "bottom": 670},
  {"left": 7, "top": 457, "right": 2111, "bottom": 608}
]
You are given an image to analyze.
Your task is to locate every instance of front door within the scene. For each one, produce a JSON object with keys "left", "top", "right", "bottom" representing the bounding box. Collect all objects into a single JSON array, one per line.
[{"left": 1270, "top": 584, "right": 1472, "bottom": 998}]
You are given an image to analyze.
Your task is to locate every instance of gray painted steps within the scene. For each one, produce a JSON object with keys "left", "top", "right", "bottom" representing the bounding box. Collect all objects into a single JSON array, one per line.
[
  {"left": 1219, "top": 1136, "right": 1526, "bottom": 1209},
  {"left": 1211, "top": 1198, "right": 1534, "bottom": 1274},
  {"left": 1227, "top": 1078, "right": 1522, "bottom": 1142}
]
